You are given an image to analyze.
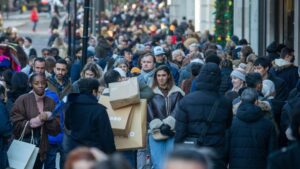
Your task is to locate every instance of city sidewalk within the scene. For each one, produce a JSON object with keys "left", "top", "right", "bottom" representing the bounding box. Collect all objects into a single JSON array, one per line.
[{"left": 2, "top": 11, "right": 49, "bottom": 28}]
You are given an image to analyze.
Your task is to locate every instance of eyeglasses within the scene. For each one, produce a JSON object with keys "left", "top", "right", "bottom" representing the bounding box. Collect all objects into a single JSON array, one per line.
[{"left": 43, "top": 52, "right": 49, "bottom": 56}]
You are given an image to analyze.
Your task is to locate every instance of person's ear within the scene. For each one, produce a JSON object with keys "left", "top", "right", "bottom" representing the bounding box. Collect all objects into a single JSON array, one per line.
[{"left": 92, "top": 89, "right": 98, "bottom": 97}]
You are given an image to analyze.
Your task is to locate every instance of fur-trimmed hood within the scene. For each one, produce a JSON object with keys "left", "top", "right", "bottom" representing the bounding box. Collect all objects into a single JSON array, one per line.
[
  {"left": 153, "top": 85, "right": 185, "bottom": 97},
  {"left": 273, "top": 58, "right": 293, "bottom": 71}
]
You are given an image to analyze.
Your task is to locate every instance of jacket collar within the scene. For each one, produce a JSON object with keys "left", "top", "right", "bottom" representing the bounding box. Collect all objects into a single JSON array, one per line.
[
  {"left": 153, "top": 85, "right": 185, "bottom": 97},
  {"left": 236, "top": 103, "right": 264, "bottom": 122}
]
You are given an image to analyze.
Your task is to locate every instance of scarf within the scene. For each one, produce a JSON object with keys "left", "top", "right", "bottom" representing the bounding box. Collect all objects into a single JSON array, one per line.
[
  {"left": 48, "top": 74, "right": 70, "bottom": 93},
  {"left": 140, "top": 69, "right": 155, "bottom": 86}
]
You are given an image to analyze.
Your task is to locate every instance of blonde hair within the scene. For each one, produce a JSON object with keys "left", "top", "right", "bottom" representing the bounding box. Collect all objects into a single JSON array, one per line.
[
  {"left": 172, "top": 49, "right": 185, "bottom": 60},
  {"left": 80, "top": 62, "right": 103, "bottom": 79}
]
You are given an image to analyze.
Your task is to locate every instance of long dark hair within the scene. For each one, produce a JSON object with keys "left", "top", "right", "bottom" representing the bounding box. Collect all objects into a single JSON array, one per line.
[{"left": 152, "top": 65, "right": 174, "bottom": 90}]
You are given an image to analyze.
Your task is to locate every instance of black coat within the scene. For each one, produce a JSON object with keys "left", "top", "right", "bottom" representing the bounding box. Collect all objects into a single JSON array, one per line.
[
  {"left": 280, "top": 90, "right": 300, "bottom": 146},
  {"left": 175, "top": 83, "right": 232, "bottom": 169},
  {"left": 0, "top": 100, "right": 11, "bottom": 169},
  {"left": 64, "top": 93, "right": 116, "bottom": 154},
  {"left": 267, "top": 73, "right": 289, "bottom": 127},
  {"left": 271, "top": 62, "right": 298, "bottom": 93},
  {"left": 219, "top": 67, "right": 233, "bottom": 95},
  {"left": 229, "top": 103, "right": 278, "bottom": 169},
  {"left": 267, "top": 142, "right": 300, "bottom": 169},
  {"left": 175, "top": 90, "right": 232, "bottom": 147}
]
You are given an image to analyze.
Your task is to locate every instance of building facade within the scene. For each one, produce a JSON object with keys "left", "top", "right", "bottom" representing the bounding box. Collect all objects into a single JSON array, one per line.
[
  {"left": 234, "top": 0, "right": 300, "bottom": 64},
  {"left": 168, "top": 0, "right": 216, "bottom": 33}
]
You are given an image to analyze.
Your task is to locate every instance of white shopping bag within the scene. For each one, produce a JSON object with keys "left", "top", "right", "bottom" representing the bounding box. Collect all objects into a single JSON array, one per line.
[{"left": 7, "top": 121, "right": 39, "bottom": 169}]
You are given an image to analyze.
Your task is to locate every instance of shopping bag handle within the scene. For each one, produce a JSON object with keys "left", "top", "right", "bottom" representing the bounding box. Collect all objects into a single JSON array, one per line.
[{"left": 18, "top": 121, "right": 34, "bottom": 144}]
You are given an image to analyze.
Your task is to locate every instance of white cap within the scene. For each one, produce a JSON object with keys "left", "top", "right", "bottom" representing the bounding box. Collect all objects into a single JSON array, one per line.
[{"left": 114, "top": 67, "right": 127, "bottom": 78}]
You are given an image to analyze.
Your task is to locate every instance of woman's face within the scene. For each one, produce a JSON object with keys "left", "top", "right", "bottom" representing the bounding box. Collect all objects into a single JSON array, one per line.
[
  {"left": 32, "top": 75, "right": 46, "bottom": 96},
  {"left": 231, "top": 76, "right": 244, "bottom": 90},
  {"left": 174, "top": 54, "right": 183, "bottom": 62},
  {"left": 156, "top": 70, "right": 169, "bottom": 88},
  {"left": 84, "top": 70, "right": 95, "bottom": 78},
  {"left": 118, "top": 63, "right": 128, "bottom": 73}
]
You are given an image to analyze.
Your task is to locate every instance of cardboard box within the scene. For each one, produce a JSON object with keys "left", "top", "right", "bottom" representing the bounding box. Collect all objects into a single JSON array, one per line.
[
  {"left": 99, "top": 96, "right": 134, "bottom": 137},
  {"left": 115, "top": 99, "right": 147, "bottom": 150},
  {"left": 109, "top": 77, "right": 140, "bottom": 110}
]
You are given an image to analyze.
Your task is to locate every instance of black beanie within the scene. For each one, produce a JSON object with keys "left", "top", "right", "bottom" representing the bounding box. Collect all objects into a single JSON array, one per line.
[
  {"left": 205, "top": 54, "right": 221, "bottom": 65},
  {"left": 196, "top": 63, "right": 221, "bottom": 91}
]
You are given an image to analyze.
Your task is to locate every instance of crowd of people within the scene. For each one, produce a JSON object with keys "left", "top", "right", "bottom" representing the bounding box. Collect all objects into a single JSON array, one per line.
[{"left": 0, "top": 1, "right": 300, "bottom": 169}]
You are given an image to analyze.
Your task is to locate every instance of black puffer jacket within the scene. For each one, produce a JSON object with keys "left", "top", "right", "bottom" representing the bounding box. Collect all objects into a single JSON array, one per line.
[
  {"left": 229, "top": 103, "right": 278, "bottom": 169},
  {"left": 175, "top": 63, "right": 232, "bottom": 147},
  {"left": 148, "top": 86, "right": 184, "bottom": 122},
  {"left": 174, "top": 63, "right": 232, "bottom": 169}
]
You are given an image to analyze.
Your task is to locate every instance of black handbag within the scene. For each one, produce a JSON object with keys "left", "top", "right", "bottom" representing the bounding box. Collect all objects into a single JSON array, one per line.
[{"left": 183, "top": 99, "right": 220, "bottom": 146}]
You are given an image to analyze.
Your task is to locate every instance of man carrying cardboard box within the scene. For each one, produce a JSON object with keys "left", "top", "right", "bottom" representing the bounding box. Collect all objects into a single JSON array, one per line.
[{"left": 102, "top": 69, "right": 153, "bottom": 169}]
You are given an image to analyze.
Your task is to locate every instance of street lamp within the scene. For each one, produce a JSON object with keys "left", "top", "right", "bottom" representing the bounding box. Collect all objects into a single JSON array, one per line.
[
  {"left": 82, "top": 0, "right": 90, "bottom": 67},
  {"left": 67, "top": 0, "right": 72, "bottom": 59}
]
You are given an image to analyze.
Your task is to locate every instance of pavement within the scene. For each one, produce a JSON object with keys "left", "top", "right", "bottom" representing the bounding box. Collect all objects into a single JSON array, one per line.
[
  {"left": 2, "top": 11, "right": 67, "bottom": 57},
  {"left": 2, "top": 11, "right": 50, "bottom": 28}
]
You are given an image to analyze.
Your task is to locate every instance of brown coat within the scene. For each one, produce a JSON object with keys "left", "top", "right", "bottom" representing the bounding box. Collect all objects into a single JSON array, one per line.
[{"left": 10, "top": 93, "right": 60, "bottom": 160}]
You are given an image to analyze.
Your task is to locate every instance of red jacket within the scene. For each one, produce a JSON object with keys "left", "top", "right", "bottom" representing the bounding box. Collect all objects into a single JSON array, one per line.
[{"left": 31, "top": 9, "right": 39, "bottom": 22}]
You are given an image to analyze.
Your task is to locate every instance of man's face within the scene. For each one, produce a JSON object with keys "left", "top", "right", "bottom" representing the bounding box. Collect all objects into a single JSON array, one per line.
[
  {"left": 33, "top": 61, "right": 46, "bottom": 74},
  {"left": 141, "top": 56, "right": 155, "bottom": 71},
  {"left": 42, "top": 50, "right": 50, "bottom": 58},
  {"left": 24, "top": 39, "right": 31, "bottom": 48},
  {"left": 287, "top": 53, "right": 295, "bottom": 63},
  {"left": 256, "top": 81, "right": 263, "bottom": 93},
  {"left": 124, "top": 51, "right": 133, "bottom": 62},
  {"left": 254, "top": 65, "right": 268, "bottom": 78},
  {"left": 155, "top": 54, "right": 165, "bottom": 63},
  {"left": 165, "top": 160, "right": 207, "bottom": 169},
  {"left": 166, "top": 36, "right": 173, "bottom": 45},
  {"left": 54, "top": 63, "right": 68, "bottom": 80}
]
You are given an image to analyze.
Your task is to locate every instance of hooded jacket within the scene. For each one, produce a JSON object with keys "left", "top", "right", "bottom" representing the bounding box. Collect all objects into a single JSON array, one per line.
[
  {"left": 271, "top": 58, "right": 298, "bottom": 92},
  {"left": 229, "top": 103, "right": 278, "bottom": 169},
  {"left": 64, "top": 93, "right": 115, "bottom": 154},
  {"left": 175, "top": 63, "right": 233, "bottom": 147}
]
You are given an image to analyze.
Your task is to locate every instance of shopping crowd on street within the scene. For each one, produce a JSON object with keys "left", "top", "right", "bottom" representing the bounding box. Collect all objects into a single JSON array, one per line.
[{"left": 0, "top": 1, "right": 300, "bottom": 169}]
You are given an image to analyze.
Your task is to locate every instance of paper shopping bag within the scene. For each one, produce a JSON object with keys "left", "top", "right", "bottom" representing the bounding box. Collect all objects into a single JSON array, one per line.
[
  {"left": 99, "top": 96, "right": 134, "bottom": 136},
  {"left": 114, "top": 99, "right": 147, "bottom": 150},
  {"left": 7, "top": 139, "right": 39, "bottom": 169},
  {"left": 7, "top": 121, "right": 39, "bottom": 169},
  {"left": 109, "top": 77, "right": 140, "bottom": 109}
]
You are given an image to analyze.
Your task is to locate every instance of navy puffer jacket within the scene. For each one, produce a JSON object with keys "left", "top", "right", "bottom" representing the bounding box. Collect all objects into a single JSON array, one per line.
[{"left": 229, "top": 103, "right": 278, "bottom": 169}]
